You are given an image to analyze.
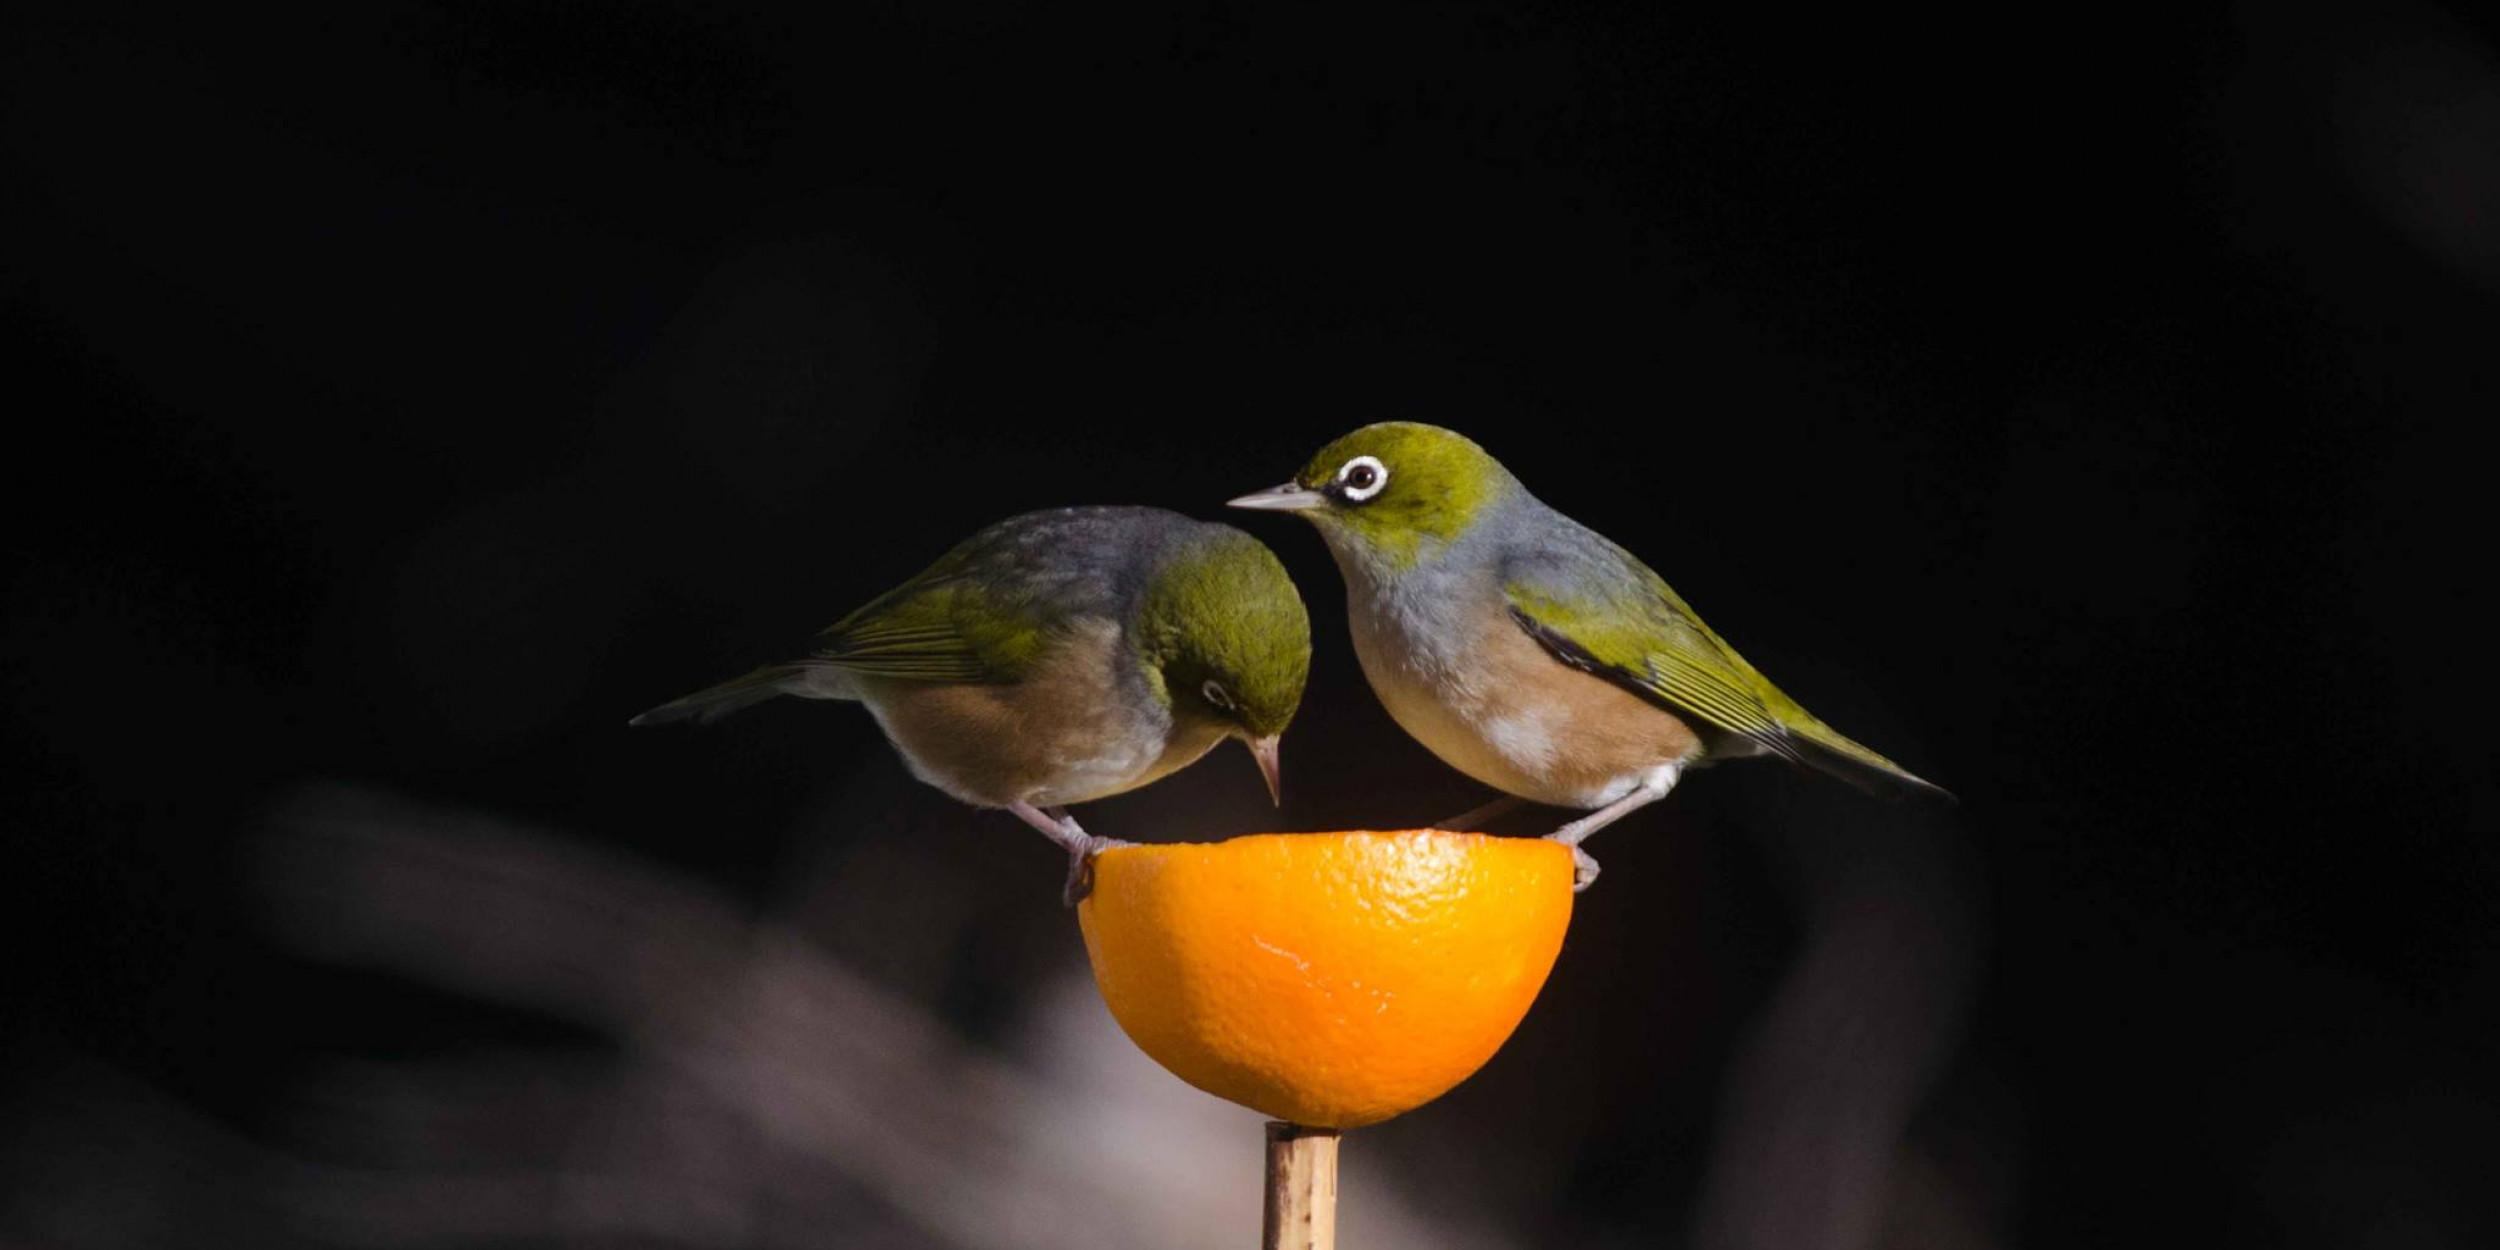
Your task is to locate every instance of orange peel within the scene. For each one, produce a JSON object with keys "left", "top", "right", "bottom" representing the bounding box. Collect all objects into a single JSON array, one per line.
[{"left": 1076, "top": 830, "right": 1574, "bottom": 1128}]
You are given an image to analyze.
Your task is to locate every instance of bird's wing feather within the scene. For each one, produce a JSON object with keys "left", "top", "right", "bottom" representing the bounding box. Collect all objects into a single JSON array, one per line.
[
  {"left": 1499, "top": 530, "right": 1950, "bottom": 798},
  {"left": 809, "top": 531, "right": 1069, "bottom": 684},
  {"left": 1502, "top": 550, "right": 1805, "bottom": 762},
  {"left": 805, "top": 506, "right": 1170, "bottom": 683},
  {"left": 811, "top": 587, "right": 1034, "bottom": 681},
  {"left": 813, "top": 582, "right": 1044, "bottom": 682}
]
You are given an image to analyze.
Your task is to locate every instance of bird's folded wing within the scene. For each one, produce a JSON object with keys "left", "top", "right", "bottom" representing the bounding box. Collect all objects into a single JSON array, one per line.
[
  {"left": 1503, "top": 537, "right": 1951, "bottom": 800},
  {"left": 1501, "top": 552, "right": 1806, "bottom": 763},
  {"left": 810, "top": 575, "right": 1048, "bottom": 683}
]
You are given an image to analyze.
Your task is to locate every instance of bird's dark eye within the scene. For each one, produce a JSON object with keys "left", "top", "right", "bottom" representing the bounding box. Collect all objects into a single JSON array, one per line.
[
  {"left": 1201, "top": 679, "right": 1236, "bottom": 711},
  {"left": 1336, "top": 454, "right": 1389, "bottom": 502}
]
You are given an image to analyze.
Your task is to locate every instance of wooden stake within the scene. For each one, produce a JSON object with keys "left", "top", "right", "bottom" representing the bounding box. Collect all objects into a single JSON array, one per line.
[{"left": 1262, "top": 1122, "right": 1340, "bottom": 1250}]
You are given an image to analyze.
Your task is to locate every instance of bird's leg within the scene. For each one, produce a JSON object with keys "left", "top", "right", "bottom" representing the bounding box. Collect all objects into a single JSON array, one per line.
[
  {"left": 1545, "top": 765, "right": 1683, "bottom": 893},
  {"left": 1046, "top": 805, "right": 1138, "bottom": 854},
  {"left": 1008, "top": 801, "right": 1133, "bottom": 906},
  {"left": 1432, "top": 794, "right": 1527, "bottom": 831}
]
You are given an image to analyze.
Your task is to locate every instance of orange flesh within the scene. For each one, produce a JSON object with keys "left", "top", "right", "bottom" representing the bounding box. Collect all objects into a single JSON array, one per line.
[{"left": 1077, "top": 830, "right": 1573, "bottom": 1128}]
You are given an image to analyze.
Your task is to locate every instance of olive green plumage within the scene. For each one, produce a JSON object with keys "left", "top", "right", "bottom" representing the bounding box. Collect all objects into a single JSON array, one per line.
[
  {"left": 1233, "top": 421, "right": 1945, "bottom": 884},
  {"left": 634, "top": 506, "right": 1311, "bottom": 900},
  {"left": 1284, "top": 423, "right": 1506, "bottom": 564},
  {"left": 781, "top": 507, "right": 1309, "bottom": 739},
  {"left": 1133, "top": 532, "right": 1309, "bottom": 740}
]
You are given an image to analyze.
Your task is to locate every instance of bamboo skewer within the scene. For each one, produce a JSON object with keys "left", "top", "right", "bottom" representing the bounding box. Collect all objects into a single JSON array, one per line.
[{"left": 1262, "top": 1122, "right": 1340, "bottom": 1250}]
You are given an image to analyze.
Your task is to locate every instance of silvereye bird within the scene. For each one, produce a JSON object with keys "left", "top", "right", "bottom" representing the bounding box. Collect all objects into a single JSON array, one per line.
[
  {"left": 632, "top": 506, "right": 1311, "bottom": 903},
  {"left": 1230, "top": 422, "right": 1947, "bottom": 889}
]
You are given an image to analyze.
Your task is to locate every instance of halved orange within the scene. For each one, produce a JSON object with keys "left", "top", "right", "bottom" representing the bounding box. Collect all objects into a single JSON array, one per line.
[{"left": 1077, "top": 830, "right": 1574, "bottom": 1129}]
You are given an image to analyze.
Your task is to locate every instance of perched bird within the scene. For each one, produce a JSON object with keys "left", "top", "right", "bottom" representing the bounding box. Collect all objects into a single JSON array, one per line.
[
  {"left": 1230, "top": 422, "right": 1946, "bottom": 889},
  {"left": 632, "top": 506, "right": 1311, "bottom": 903}
]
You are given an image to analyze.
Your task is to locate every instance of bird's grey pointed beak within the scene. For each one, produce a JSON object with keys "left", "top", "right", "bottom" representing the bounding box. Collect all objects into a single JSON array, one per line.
[
  {"left": 1227, "top": 483, "right": 1327, "bottom": 512},
  {"left": 1245, "top": 734, "right": 1284, "bottom": 806}
]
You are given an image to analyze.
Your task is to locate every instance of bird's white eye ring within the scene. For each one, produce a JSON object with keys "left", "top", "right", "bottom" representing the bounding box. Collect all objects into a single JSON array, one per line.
[
  {"left": 1336, "top": 455, "right": 1389, "bottom": 502},
  {"left": 1201, "top": 679, "right": 1236, "bottom": 710}
]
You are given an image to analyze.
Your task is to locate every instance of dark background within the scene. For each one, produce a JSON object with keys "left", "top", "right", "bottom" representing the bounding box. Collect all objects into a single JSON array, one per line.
[{"left": 6, "top": 2, "right": 2496, "bottom": 1247}]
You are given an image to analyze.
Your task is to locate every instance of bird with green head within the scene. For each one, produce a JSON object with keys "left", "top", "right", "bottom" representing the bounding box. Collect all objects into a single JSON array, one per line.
[
  {"left": 1135, "top": 526, "right": 1310, "bottom": 754},
  {"left": 1233, "top": 422, "right": 1520, "bottom": 574},
  {"left": 1233, "top": 421, "right": 1946, "bottom": 890},
  {"left": 635, "top": 506, "right": 1311, "bottom": 903}
]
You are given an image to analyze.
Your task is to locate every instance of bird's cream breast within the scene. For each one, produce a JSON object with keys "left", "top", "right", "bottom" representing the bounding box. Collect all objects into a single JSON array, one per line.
[
  {"left": 852, "top": 619, "right": 1178, "bottom": 808},
  {"left": 1348, "top": 587, "right": 1702, "bottom": 809}
]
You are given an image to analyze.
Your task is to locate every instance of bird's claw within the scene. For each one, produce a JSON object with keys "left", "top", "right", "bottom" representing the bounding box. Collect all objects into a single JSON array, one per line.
[
  {"left": 1536, "top": 828, "right": 1603, "bottom": 891},
  {"left": 1061, "top": 851, "right": 1093, "bottom": 908},
  {"left": 1569, "top": 846, "right": 1600, "bottom": 892},
  {"left": 1060, "top": 835, "right": 1135, "bottom": 907}
]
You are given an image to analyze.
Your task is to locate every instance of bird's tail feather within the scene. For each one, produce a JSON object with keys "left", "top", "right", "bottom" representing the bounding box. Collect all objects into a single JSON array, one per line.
[
  {"left": 1783, "top": 722, "right": 1955, "bottom": 803},
  {"left": 629, "top": 663, "right": 823, "bottom": 727}
]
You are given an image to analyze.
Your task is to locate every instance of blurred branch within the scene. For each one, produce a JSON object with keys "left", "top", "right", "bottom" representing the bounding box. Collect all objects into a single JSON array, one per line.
[{"left": 244, "top": 782, "right": 1510, "bottom": 1250}]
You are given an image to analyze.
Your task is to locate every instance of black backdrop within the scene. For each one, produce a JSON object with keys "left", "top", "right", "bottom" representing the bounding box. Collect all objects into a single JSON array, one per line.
[{"left": 6, "top": 4, "right": 2496, "bottom": 1247}]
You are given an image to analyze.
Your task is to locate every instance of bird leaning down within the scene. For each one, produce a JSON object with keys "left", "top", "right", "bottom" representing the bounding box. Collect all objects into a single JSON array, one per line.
[
  {"left": 632, "top": 506, "right": 1312, "bottom": 904},
  {"left": 1230, "top": 422, "right": 1949, "bottom": 890}
]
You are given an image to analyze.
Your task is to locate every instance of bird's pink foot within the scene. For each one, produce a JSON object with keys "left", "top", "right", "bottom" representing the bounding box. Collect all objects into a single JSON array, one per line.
[
  {"left": 1569, "top": 845, "right": 1601, "bottom": 892},
  {"left": 1058, "top": 832, "right": 1135, "bottom": 906},
  {"left": 1012, "top": 801, "right": 1133, "bottom": 906}
]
